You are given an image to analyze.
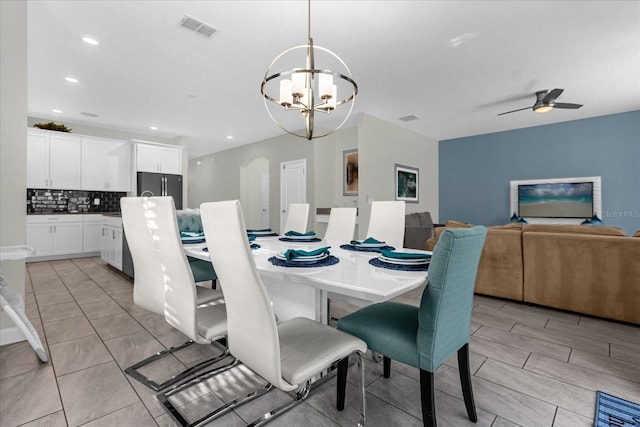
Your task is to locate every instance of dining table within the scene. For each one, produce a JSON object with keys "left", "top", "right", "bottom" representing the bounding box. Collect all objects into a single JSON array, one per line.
[{"left": 183, "top": 236, "right": 430, "bottom": 324}]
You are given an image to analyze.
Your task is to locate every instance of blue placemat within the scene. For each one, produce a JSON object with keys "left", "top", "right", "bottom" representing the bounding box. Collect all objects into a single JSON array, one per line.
[
  {"left": 182, "top": 239, "right": 206, "bottom": 244},
  {"left": 279, "top": 237, "right": 322, "bottom": 243},
  {"left": 248, "top": 232, "right": 279, "bottom": 237},
  {"left": 369, "top": 257, "right": 429, "bottom": 271},
  {"left": 595, "top": 391, "right": 640, "bottom": 427},
  {"left": 268, "top": 255, "right": 339, "bottom": 268},
  {"left": 340, "top": 244, "right": 395, "bottom": 252}
]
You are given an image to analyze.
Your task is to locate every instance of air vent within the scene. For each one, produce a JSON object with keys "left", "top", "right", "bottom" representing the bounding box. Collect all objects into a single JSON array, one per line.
[
  {"left": 180, "top": 14, "right": 219, "bottom": 38},
  {"left": 399, "top": 115, "right": 419, "bottom": 122},
  {"left": 81, "top": 112, "right": 99, "bottom": 117}
]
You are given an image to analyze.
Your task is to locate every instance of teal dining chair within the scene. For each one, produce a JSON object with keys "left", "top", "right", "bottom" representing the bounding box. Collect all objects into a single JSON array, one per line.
[{"left": 337, "top": 226, "right": 487, "bottom": 427}]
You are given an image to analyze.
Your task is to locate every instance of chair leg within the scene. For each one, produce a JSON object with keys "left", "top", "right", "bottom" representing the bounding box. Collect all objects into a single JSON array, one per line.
[
  {"left": 457, "top": 343, "right": 478, "bottom": 422},
  {"left": 356, "top": 351, "right": 367, "bottom": 427},
  {"left": 383, "top": 356, "right": 391, "bottom": 378},
  {"left": 337, "top": 356, "right": 349, "bottom": 411},
  {"left": 420, "top": 369, "right": 436, "bottom": 427}
]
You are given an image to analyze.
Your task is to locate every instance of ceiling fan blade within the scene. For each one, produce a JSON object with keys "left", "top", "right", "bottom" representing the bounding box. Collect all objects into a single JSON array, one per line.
[
  {"left": 542, "top": 88, "right": 564, "bottom": 103},
  {"left": 554, "top": 103, "right": 583, "bottom": 109},
  {"left": 497, "top": 106, "right": 531, "bottom": 116}
]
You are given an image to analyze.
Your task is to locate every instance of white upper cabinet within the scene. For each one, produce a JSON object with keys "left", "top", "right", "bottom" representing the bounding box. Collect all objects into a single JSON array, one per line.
[
  {"left": 81, "top": 136, "right": 131, "bottom": 191},
  {"left": 27, "top": 128, "right": 82, "bottom": 189},
  {"left": 136, "top": 143, "right": 182, "bottom": 175}
]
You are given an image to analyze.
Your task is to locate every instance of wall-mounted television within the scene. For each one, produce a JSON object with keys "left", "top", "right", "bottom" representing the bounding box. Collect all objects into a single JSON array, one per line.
[
  {"left": 518, "top": 182, "right": 593, "bottom": 218},
  {"left": 510, "top": 176, "right": 601, "bottom": 224}
]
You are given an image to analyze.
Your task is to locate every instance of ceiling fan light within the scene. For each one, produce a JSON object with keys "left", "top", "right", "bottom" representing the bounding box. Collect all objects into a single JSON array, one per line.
[{"left": 534, "top": 104, "right": 554, "bottom": 113}]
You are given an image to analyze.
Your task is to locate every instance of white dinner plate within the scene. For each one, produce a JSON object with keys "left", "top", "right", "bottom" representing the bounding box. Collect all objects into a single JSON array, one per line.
[
  {"left": 181, "top": 235, "right": 205, "bottom": 241},
  {"left": 283, "top": 234, "right": 317, "bottom": 240},
  {"left": 276, "top": 252, "right": 328, "bottom": 263},
  {"left": 248, "top": 230, "right": 274, "bottom": 235},
  {"left": 378, "top": 255, "right": 430, "bottom": 265},
  {"left": 350, "top": 241, "right": 387, "bottom": 248}
]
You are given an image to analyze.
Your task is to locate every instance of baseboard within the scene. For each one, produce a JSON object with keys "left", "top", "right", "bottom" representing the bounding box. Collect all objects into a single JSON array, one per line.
[{"left": 0, "top": 326, "right": 26, "bottom": 346}]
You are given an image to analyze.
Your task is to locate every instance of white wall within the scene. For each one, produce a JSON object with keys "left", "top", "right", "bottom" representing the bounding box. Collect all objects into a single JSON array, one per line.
[
  {"left": 240, "top": 157, "right": 269, "bottom": 228},
  {"left": 188, "top": 131, "right": 316, "bottom": 233},
  {"left": 313, "top": 127, "right": 358, "bottom": 236},
  {"left": 1, "top": 1, "right": 28, "bottom": 344},
  {"left": 188, "top": 113, "right": 439, "bottom": 240},
  {"left": 357, "top": 113, "right": 439, "bottom": 239}
]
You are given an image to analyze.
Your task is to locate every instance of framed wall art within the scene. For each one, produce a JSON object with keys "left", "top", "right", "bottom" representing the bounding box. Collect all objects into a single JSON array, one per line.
[
  {"left": 395, "top": 164, "right": 419, "bottom": 202},
  {"left": 343, "top": 149, "right": 358, "bottom": 196}
]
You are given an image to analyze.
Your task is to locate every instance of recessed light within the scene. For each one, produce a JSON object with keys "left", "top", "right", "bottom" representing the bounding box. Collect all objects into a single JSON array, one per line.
[
  {"left": 82, "top": 36, "right": 99, "bottom": 46},
  {"left": 65, "top": 77, "right": 78, "bottom": 83},
  {"left": 52, "top": 109, "right": 63, "bottom": 114},
  {"left": 150, "top": 126, "right": 158, "bottom": 130},
  {"left": 226, "top": 135, "right": 233, "bottom": 139}
]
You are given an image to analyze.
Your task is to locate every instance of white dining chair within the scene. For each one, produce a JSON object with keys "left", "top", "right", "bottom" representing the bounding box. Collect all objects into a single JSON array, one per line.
[
  {"left": 197, "top": 200, "right": 368, "bottom": 427},
  {"left": 365, "top": 201, "right": 406, "bottom": 249},
  {"left": 283, "top": 202, "right": 309, "bottom": 233},
  {"left": 324, "top": 207, "right": 357, "bottom": 241},
  {"left": 121, "top": 197, "right": 228, "bottom": 391}
]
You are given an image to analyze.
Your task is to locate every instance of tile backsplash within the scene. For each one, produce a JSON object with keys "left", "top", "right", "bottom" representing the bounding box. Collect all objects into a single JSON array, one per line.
[{"left": 27, "top": 189, "right": 126, "bottom": 214}]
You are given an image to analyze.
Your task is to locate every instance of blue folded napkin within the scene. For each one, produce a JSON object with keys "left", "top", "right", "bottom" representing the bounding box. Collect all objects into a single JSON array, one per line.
[
  {"left": 247, "top": 228, "right": 272, "bottom": 233},
  {"left": 248, "top": 236, "right": 256, "bottom": 242},
  {"left": 350, "top": 237, "right": 384, "bottom": 245},
  {"left": 284, "top": 246, "right": 330, "bottom": 261},
  {"left": 181, "top": 231, "right": 204, "bottom": 238},
  {"left": 379, "top": 248, "right": 430, "bottom": 260},
  {"left": 284, "top": 230, "right": 316, "bottom": 237}
]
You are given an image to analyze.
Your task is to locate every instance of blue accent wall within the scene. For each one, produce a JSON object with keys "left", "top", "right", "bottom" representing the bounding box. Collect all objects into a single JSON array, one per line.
[{"left": 439, "top": 110, "right": 640, "bottom": 235}]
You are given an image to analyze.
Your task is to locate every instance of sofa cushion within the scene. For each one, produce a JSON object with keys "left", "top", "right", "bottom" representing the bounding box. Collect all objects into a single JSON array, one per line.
[
  {"left": 634, "top": 230, "right": 640, "bottom": 238},
  {"left": 523, "top": 224, "right": 627, "bottom": 237},
  {"left": 404, "top": 212, "right": 434, "bottom": 249}
]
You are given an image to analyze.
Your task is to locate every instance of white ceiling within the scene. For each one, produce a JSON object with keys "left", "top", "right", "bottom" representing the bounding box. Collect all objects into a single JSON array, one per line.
[{"left": 28, "top": 1, "right": 640, "bottom": 159}]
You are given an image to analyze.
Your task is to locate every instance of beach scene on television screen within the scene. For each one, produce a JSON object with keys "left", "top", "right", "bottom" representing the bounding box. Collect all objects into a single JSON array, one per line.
[{"left": 518, "top": 182, "right": 593, "bottom": 218}]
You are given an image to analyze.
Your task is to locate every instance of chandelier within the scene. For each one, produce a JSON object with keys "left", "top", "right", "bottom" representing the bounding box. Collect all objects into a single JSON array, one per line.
[{"left": 260, "top": 0, "right": 358, "bottom": 140}]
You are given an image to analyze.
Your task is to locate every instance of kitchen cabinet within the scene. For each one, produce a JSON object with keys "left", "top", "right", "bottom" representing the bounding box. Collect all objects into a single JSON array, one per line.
[
  {"left": 83, "top": 215, "right": 104, "bottom": 253},
  {"left": 27, "top": 128, "right": 82, "bottom": 189},
  {"left": 101, "top": 216, "right": 123, "bottom": 270},
  {"left": 82, "top": 137, "right": 132, "bottom": 191},
  {"left": 26, "top": 215, "right": 83, "bottom": 258},
  {"left": 135, "top": 143, "right": 182, "bottom": 175}
]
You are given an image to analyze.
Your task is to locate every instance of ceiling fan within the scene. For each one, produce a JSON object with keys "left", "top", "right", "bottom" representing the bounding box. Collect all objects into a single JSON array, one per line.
[{"left": 497, "top": 88, "right": 583, "bottom": 116}]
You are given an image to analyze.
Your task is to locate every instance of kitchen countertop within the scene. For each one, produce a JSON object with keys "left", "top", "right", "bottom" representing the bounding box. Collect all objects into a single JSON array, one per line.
[{"left": 27, "top": 212, "right": 121, "bottom": 216}]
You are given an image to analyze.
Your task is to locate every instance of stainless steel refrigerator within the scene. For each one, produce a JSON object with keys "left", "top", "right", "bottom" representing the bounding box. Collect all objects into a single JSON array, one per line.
[
  {"left": 123, "top": 172, "right": 183, "bottom": 278},
  {"left": 136, "top": 172, "right": 183, "bottom": 209}
]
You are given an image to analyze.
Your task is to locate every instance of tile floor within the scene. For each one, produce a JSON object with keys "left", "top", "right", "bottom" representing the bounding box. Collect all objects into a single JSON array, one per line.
[{"left": 1, "top": 257, "right": 639, "bottom": 427}]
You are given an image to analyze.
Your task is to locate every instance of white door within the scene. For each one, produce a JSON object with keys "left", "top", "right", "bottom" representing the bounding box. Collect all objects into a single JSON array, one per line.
[
  {"left": 261, "top": 173, "right": 270, "bottom": 228},
  {"left": 280, "top": 159, "right": 307, "bottom": 233}
]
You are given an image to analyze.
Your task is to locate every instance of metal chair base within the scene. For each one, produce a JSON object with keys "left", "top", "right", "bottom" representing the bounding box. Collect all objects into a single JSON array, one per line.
[
  {"left": 158, "top": 359, "right": 272, "bottom": 427},
  {"left": 160, "top": 351, "right": 366, "bottom": 427},
  {"left": 248, "top": 351, "right": 366, "bottom": 427},
  {"left": 125, "top": 339, "right": 229, "bottom": 392}
]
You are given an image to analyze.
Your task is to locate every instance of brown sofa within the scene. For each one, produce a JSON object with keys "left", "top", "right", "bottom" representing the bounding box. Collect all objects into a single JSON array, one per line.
[{"left": 427, "top": 221, "right": 640, "bottom": 324}]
